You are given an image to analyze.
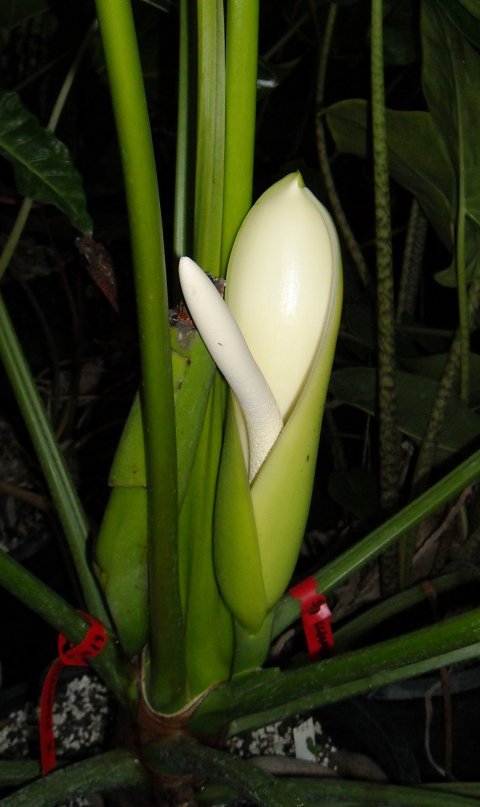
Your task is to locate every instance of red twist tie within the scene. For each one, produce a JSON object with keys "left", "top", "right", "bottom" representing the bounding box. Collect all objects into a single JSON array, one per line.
[
  {"left": 39, "top": 612, "right": 107, "bottom": 776},
  {"left": 290, "top": 577, "right": 334, "bottom": 660}
]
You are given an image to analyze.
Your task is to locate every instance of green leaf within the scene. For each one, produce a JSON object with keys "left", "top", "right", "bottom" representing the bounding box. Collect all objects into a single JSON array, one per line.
[
  {"left": 325, "top": 99, "right": 454, "bottom": 249},
  {"left": 0, "top": 0, "right": 49, "bottom": 29},
  {"left": 383, "top": 0, "right": 418, "bottom": 66},
  {"left": 434, "top": 216, "right": 480, "bottom": 286},
  {"left": 422, "top": 1, "right": 480, "bottom": 282},
  {"left": 179, "top": 378, "right": 234, "bottom": 697},
  {"left": 329, "top": 367, "right": 480, "bottom": 460},
  {"left": 458, "top": 0, "right": 480, "bottom": 17},
  {"left": 0, "top": 92, "right": 92, "bottom": 234},
  {"left": 214, "top": 398, "right": 267, "bottom": 633},
  {"left": 401, "top": 352, "right": 480, "bottom": 405},
  {"left": 434, "top": 0, "right": 480, "bottom": 48},
  {"left": 94, "top": 486, "right": 148, "bottom": 657}
]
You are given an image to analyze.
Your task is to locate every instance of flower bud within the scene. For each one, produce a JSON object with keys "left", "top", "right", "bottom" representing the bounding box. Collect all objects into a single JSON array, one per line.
[{"left": 180, "top": 172, "right": 342, "bottom": 632}]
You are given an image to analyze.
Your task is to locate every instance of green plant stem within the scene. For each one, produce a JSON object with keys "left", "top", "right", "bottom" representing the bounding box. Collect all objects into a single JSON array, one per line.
[
  {"left": 0, "top": 762, "right": 40, "bottom": 788},
  {"left": 143, "top": 740, "right": 301, "bottom": 807},
  {"left": 273, "top": 447, "right": 480, "bottom": 637},
  {"left": 371, "top": 0, "right": 400, "bottom": 503},
  {"left": 334, "top": 569, "right": 477, "bottom": 650},
  {"left": 173, "top": 0, "right": 195, "bottom": 262},
  {"left": 194, "top": 0, "right": 225, "bottom": 274},
  {"left": 221, "top": 0, "right": 259, "bottom": 270},
  {"left": 396, "top": 199, "right": 428, "bottom": 323},
  {"left": 315, "top": 5, "right": 371, "bottom": 288},
  {"left": 0, "top": 549, "right": 130, "bottom": 704},
  {"left": 11, "top": 267, "right": 63, "bottom": 424},
  {"left": 94, "top": 0, "right": 182, "bottom": 710},
  {"left": 0, "top": 29, "right": 105, "bottom": 620},
  {"left": 0, "top": 297, "right": 111, "bottom": 625},
  {"left": 0, "top": 22, "right": 108, "bottom": 624},
  {"left": 0, "top": 199, "right": 33, "bottom": 279},
  {"left": 371, "top": 0, "right": 402, "bottom": 591},
  {"left": 48, "top": 21, "right": 98, "bottom": 133},
  {"left": 195, "top": 605, "right": 480, "bottom": 736},
  {"left": 279, "top": 779, "right": 480, "bottom": 807},
  {"left": 425, "top": 784, "right": 480, "bottom": 798},
  {"left": 1, "top": 751, "right": 148, "bottom": 807},
  {"left": 198, "top": 779, "right": 480, "bottom": 807}
]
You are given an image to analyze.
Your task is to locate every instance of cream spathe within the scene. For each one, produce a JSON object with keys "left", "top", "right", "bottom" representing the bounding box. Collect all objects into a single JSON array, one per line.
[{"left": 180, "top": 172, "right": 342, "bottom": 633}]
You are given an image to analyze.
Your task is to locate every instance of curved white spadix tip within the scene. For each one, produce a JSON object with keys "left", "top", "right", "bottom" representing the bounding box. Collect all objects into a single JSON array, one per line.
[{"left": 179, "top": 257, "right": 283, "bottom": 481}]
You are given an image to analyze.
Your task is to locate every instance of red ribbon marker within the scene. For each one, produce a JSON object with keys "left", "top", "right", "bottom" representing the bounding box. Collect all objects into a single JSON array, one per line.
[
  {"left": 290, "top": 577, "right": 334, "bottom": 660},
  {"left": 39, "top": 613, "right": 107, "bottom": 775}
]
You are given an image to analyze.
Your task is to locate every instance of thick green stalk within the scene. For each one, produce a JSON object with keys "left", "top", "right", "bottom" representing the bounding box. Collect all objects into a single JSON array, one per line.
[
  {"left": 200, "top": 779, "right": 480, "bottom": 807},
  {"left": 200, "top": 780, "right": 480, "bottom": 807},
  {"left": 94, "top": 0, "right": 182, "bottom": 709},
  {"left": 194, "top": 0, "right": 225, "bottom": 274},
  {"left": 0, "top": 297, "right": 110, "bottom": 627},
  {"left": 174, "top": 0, "right": 195, "bottom": 261},
  {"left": 0, "top": 762, "right": 40, "bottom": 788},
  {"left": 229, "top": 640, "right": 480, "bottom": 736},
  {"left": 371, "top": 0, "right": 402, "bottom": 590},
  {"left": 144, "top": 740, "right": 301, "bottom": 807},
  {"left": 273, "top": 447, "right": 480, "bottom": 637},
  {"left": 193, "top": 605, "right": 480, "bottom": 735},
  {"left": 0, "top": 200, "right": 32, "bottom": 279},
  {"left": 221, "top": 0, "right": 259, "bottom": 270},
  {"left": 334, "top": 570, "right": 475, "bottom": 650},
  {"left": 396, "top": 199, "right": 427, "bottom": 324},
  {"left": 1, "top": 751, "right": 148, "bottom": 807},
  {"left": 425, "top": 784, "right": 480, "bottom": 799},
  {"left": 371, "top": 0, "right": 401, "bottom": 506},
  {"left": 0, "top": 549, "right": 130, "bottom": 704},
  {"left": 277, "top": 779, "right": 480, "bottom": 807}
]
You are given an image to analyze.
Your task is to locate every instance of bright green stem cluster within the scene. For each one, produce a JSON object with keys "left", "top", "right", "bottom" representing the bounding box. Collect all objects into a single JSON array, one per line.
[
  {"left": 94, "top": 0, "right": 181, "bottom": 709},
  {"left": 193, "top": 603, "right": 480, "bottom": 736},
  {"left": 94, "top": 0, "right": 260, "bottom": 711}
]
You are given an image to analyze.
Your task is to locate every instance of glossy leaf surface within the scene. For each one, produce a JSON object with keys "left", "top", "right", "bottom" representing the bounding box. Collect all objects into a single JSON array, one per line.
[{"left": 0, "top": 92, "right": 92, "bottom": 233}]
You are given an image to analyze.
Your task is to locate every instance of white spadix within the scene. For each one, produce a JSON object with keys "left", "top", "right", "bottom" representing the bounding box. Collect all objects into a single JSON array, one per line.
[{"left": 179, "top": 257, "right": 283, "bottom": 481}]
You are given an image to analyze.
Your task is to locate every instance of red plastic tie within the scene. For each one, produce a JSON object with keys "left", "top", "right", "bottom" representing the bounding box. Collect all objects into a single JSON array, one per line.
[
  {"left": 289, "top": 577, "right": 334, "bottom": 660},
  {"left": 39, "top": 612, "right": 107, "bottom": 775}
]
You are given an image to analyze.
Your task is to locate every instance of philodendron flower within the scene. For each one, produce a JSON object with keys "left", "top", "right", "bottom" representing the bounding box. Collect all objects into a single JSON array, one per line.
[{"left": 179, "top": 172, "right": 342, "bottom": 633}]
